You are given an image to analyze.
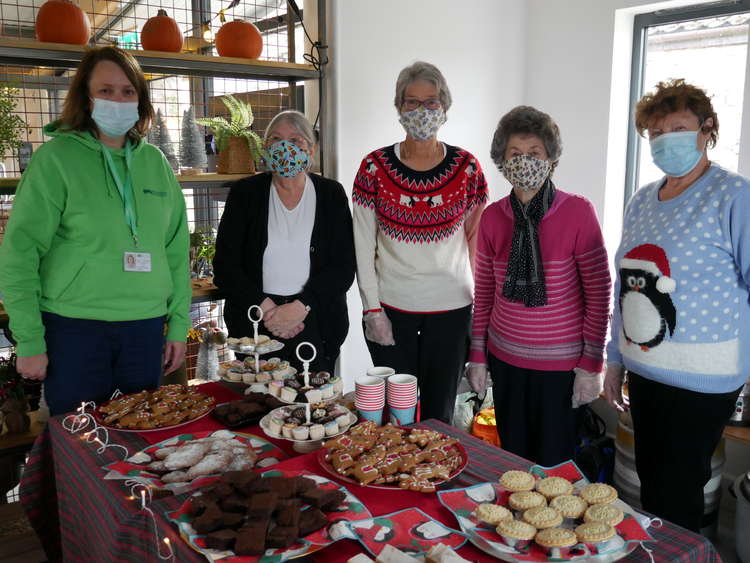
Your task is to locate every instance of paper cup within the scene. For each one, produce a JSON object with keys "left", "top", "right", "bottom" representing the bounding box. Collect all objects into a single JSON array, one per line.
[
  {"left": 357, "top": 407, "right": 383, "bottom": 425},
  {"left": 389, "top": 405, "right": 416, "bottom": 426},
  {"left": 367, "top": 366, "right": 396, "bottom": 382}
]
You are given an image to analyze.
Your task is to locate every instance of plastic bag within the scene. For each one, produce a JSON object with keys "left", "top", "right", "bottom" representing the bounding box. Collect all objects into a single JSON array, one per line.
[{"left": 453, "top": 386, "right": 494, "bottom": 432}]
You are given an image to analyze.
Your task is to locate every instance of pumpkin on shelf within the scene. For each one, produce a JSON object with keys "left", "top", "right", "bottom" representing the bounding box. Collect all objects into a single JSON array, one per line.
[
  {"left": 35, "top": 0, "right": 91, "bottom": 45},
  {"left": 215, "top": 20, "right": 263, "bottom": 59},
  {"left": 141, "top": 9, "right": 183, "bottom": 53}
]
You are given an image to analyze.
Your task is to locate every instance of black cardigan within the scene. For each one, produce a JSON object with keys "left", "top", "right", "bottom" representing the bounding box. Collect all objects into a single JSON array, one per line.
[{"left": 213, "top": 172, "right": 355, "bottom": 361}]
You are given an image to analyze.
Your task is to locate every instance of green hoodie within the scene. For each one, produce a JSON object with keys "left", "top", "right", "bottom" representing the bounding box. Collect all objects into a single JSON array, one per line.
[{"left": 0, "top": 122, "right": 190, "bottom": 356}]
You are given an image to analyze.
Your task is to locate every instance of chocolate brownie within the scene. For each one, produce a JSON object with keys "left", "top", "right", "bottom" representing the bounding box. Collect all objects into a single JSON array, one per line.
[
  {"left": 205, "top": 529, "right": 237, "bottom": 551},
  {"left": 234, "top": 525, "right": 266, "bottom": 556},
  {"left": 186, "top": 495, "right": 216, "bottom": 517},
  {"left": 220, "top": 494, "right": 247, "bottom": 514},
  {"left": 192, "top": 505, "right": 224, "bottom": 534},
  {"left": 298, "top": 507, "right": 328, "bottom": 536},
  {"left": 247, "top": 491, "right": 278, "bottom": 519},
  {"left": 266, "top": 525, "right": 300, "bottom": 548},
  {"left": 291, "top": 476, "right": 317, "bottom": 494},
  {"left": 249, "top": 477, "right": 274, "bottom": 492},
  {"left": 220, "top": 470, "right": 260, "bottom": 495},
  {"left": 276, "top": 506, "right": 301, "bottom": 527},
  {"left": 210, "top": 482, "right": 235, "bottom": 499},
  {"left": 275, "top": 498, "right": 302, "bottom": 513},
  {"left": 300, "top": 487, "right": 344, "bottom": 510},
  {"left": 221, "top": 512, "right": 245, "bottom": 529},
  {"left": 265, "top": 476, "right": 296, "bottom": 498}
]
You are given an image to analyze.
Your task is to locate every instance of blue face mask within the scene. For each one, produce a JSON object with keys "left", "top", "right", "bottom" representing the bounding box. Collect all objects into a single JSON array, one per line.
[
  {"left": 263, "top": 140, "right": 310, "bottom": 178},
  {"left": 649, "top": 130, "right": 704, "bottom": 177},
  {"left": 91, "top": 98, "right": 139, "bottom": 138}
]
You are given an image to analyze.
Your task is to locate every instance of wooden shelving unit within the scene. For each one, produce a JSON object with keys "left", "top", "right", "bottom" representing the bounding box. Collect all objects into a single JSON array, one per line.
[{"left": 0, "top": 38, "right": 318, "bottom": 81}]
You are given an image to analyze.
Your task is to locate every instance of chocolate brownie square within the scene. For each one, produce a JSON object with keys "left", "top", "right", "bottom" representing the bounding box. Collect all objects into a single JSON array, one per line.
[
  {"left": 205, "top": 529, "right": 237, "bottom": 551},
  {"left": 291, "top": 476, "right": 317, "bottom": 494},
  {"left": 234, "top": 525, "right": 266, "bottom": 556},
  {"left": 186, "top": 495, "right": 216, "bottom": 517},
  {"left": 246, "top": 491, "right": 278, "bottom": 519},
  {"left": 220, "top": 494, "right": 247, "bottom": 514},
  {"left": 249, "top": 477, "right": 274, "bottom": 492},
  {"left": 192, "top": 505, "right": 224, "bottom": 534},
  {"left": 221, "top": 512, "right": 245, "bottom": 529},
  {"left": 265, "top": 476, "right": 296, "bottom": 498},
  {"left": 220, "top": 470, "right": 260, "bottom": 495},
  {"left": 276, "top": 506, "right": 301, "bottom": 527},
  {"left": 300, "top": 487, "right": 345, "bottom": 510},
  {"left": 266, "top": 525, "right": 300, "bottom": 548},
  {"left": 275, "top": 498, "right": 302, "bottom": 513},
  {"left": 298, "top": 507, "right": 328, "bottom": 536},
  {"left": 210, "top": 482, "right": 235, "bottom": 499}
]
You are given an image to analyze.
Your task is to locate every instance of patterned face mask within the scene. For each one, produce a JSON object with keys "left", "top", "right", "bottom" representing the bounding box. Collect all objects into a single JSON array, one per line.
[
  {"left": 263, "top": 140, "right": 309, "bottom": 178},
  {"left": 501, "top": 155, "right": 552, "bottom": 192},
  {"left": 398, "top": 107, "right": 446, "bottom": 141}
]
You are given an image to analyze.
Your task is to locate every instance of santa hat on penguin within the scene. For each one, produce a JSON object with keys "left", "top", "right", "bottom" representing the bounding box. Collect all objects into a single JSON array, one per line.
[{"left": 620, "top": 244, "right": 677, "bottom": 294}]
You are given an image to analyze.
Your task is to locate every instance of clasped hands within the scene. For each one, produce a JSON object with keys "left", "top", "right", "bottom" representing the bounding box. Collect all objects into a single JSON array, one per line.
[{"left": 260, "top": 297, "right": 308, "bottom": 339}]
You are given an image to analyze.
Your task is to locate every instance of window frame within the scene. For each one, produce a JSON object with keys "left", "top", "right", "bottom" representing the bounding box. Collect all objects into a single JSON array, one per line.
[{"left": 624, "top": 0, "right": 750, "bottom": 205}]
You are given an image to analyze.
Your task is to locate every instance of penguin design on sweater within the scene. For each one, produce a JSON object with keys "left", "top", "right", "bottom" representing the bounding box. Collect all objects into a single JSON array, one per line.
[{"left": 619, "top": 244, "right": 677, "bottom": 351}]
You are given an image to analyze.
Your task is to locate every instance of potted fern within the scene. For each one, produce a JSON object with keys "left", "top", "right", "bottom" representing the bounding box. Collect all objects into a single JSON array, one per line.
[{"left": 196, "top": 94, "right": 263, "bottom": 175}]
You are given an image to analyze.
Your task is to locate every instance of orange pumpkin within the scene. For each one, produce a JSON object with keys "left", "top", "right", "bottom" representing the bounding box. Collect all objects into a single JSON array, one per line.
[
  {"left": 141, "top": 9, "right": 183, "bottom": 53},
  {"left": 35, "top": 0, "right": 91, "bottom": 45},
  {"left": 215, "top": 20, "right": 263, "bottom": 59}
]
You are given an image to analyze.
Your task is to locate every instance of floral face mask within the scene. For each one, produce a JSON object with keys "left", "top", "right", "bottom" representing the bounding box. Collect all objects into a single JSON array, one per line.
[
  {"left": 501, "top": 154, "right": 552, "bottom": 192},
  {"left": 398, "top": 106, "right": 446, "bottom": 141},
  {"left": 263, "top": 139, "right": 309, "bottom": 178}
]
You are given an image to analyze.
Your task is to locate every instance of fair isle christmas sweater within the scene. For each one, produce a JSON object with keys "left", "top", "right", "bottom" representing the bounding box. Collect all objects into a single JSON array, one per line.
[
  {"left": 352, "top": 143, "right": 488, "bottom": 313},
  {"left": 607, "top": 164, "right": 750, "bottom": 393}
]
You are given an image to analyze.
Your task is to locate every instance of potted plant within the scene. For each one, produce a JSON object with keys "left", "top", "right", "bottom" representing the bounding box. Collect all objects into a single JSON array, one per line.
[
  {"left": 0, "top": 355, "right": 31, "bottom": 433},
  {"left": 0, "top": 84, "right": 30, "bottom": 177},
  {"left": 196, "top": 94, "right": 263, "bottom": 175}
]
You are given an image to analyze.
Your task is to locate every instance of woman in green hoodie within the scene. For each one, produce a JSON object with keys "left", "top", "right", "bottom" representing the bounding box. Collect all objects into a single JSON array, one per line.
[{"left": 0, "top": 47, "right": 190, "bottom": 415}]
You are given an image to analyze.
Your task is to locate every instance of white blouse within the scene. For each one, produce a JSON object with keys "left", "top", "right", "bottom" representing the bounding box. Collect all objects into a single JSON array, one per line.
[{"left": 262, "top": 175, "right": 316, "bottom": 296}]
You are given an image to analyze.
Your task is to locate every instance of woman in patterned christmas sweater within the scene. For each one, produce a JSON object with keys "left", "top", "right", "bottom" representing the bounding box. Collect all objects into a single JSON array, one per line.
[
  {"left": 467, "top": 106, "right": 611, "bottom": 466},
  {"left": 352, "top": 61, "right": 488, "bottom": 424},
  {"left": 604, "top": 79, "right": 749, "bottom": 533}
]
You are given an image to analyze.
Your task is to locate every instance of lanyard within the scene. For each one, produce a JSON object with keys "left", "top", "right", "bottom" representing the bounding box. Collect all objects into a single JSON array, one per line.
[{"left": 101, "top": 141, "right": 138, "bottom": 247}]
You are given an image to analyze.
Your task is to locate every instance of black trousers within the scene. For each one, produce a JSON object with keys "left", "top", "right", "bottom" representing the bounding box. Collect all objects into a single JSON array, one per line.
[
  {"left": 628, "top": 372, "right": 741, "bottom": 533},
  {"left": 365, "top": 305, "right": 471, "bottom": 424},
  {"left": 488, "top": 354, "right": 577, "bottom": 467}
]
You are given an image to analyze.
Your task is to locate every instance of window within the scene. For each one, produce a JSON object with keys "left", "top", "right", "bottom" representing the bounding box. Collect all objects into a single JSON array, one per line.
[{"left": 625, "top": 1, "right": 750, "bottom": 201}]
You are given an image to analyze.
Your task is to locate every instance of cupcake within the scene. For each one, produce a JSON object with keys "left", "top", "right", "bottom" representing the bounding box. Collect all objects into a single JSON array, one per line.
[
  {"left": 536, "top": 476, "right": 574, "bottom": 499},
  {"left": 475, "top": 503, "right": 512, "bottom": 525},
  {"left": 282, "top": 422, "right": 297, "bottom": 438},
  {"left": 280, "top": 387, "right": 298, "bottom": 403},
  {"left": 268, "top": 417, "right": 283, "bottom": 435},
  {"left": 534, "top": 527, "right": 577, "bottom": 556},
  {"left": 309, "top": 423, "right": 325, "bottom": 440},
  {"left": 320, "top": 383, "right": 334, "bottom": 399},
  {"left": 550, "top": 494, "right": 588, "bottom": 520},
  {"left": 256, "top": 372, "right": 272, "bottom": 384},
  {"left": 292, "top": 426, "right": 310, "bottom": 440},
  {"left": 226, "top": 370, "right": 242, "bottom": 382},
  {"left": 268, "top": 380, "right": 284, "bottom": 397},
  {"left": 241, "top": 372, "right": 256, "bottom": 384},
  {"left": 575, "top": 521, "right": 617, "bottom": 547},
  {"left": 508, "top": 491, "right": 547, "bottom": 512},
  {"left": 583, "top": 503, "right": 624, "bottom": 526},
  {"left": 522, "top": 506, "right": 563, "bottom": 529},
  {"left": 324, "top": 421, "right": 339, "bottom": 436},
  {"left": 495, "top": 519, "right": 536, "bottom": 549},
  {"left": 335, "top": 413, "right": 352, "bottom": 429},
  {"left": 500, "top": 470, "right": 535, "bottom": 492},
  {"left": 580, "top": 483, "right": 618, "bottom": 505},
  {"left": 306, "top": 388, "right": 323, "bottom": 404}
]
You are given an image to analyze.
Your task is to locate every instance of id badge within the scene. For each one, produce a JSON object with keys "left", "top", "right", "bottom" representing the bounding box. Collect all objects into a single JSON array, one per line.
[{"left": 123, "top": 252, "right": 152, "bottom": 272}]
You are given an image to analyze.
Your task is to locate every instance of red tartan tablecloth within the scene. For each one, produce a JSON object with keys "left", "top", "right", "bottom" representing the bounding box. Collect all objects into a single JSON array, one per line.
[{"left": 19, "top": 382, "right": 723, "bottom": 563}]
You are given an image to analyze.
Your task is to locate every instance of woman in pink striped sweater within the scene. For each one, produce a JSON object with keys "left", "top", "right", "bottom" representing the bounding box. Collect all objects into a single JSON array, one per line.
[{"left": 468, "top": 106, "right": 611, "bottom": 465}]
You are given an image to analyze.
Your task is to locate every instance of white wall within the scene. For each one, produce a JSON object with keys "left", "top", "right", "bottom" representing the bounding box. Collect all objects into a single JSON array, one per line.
[{"left": 329, "top": 0, "right": 527, "bottom": 387}]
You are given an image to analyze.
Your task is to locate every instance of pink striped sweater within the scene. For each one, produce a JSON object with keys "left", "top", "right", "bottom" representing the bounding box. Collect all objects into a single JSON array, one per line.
[{"left": 469, "top": 190, "right": 611, "bottom": 372}]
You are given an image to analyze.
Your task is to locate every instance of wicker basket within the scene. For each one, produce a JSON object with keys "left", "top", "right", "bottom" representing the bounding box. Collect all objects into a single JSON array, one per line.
[{"left": 217, "top": 136, "right": 256, "bottom": 174}]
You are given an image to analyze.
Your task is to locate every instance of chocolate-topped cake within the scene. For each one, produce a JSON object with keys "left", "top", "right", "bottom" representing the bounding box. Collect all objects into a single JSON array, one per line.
[{"left": 221, "top": 512, "right": 245, "bottom": 529}]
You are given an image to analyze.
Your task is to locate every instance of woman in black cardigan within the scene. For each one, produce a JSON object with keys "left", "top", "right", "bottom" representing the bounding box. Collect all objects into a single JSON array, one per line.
[{"left": 213, "top": 110, "right": 355, "bottom": 372}]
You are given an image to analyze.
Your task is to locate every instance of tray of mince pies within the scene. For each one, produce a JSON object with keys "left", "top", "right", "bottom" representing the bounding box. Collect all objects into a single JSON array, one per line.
[
  {"left": 219, "top": 357, "right": 296, "bottom": 385},
  {"left": 94, "top": 385, "right": 215, "bottom": 432},
  {"left": 436, "top": 464, "right": 655, "bottom": 562},
  {"left": 317, "top": 421, "right": 468, "bottom": 493},
  {"left": 226, "top": 334, "right": 283, "bottom": 355}
]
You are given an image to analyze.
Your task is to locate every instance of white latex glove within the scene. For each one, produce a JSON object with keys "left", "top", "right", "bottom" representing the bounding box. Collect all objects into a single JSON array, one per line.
[
  {"left": 572, "top": 367, "right": 603, "bottom": 408},
  {"left": 363, "top": 311, "right": 395, "bottom": 346},
  {"left": 603, "top": 364, "right": 629, "bottom": 412},
  {"left": 465, "top": 362, "right": 489, "bottom": 398}
]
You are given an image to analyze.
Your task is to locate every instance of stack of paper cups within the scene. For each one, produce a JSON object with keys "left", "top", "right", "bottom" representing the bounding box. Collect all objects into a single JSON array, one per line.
[
  {"left": 355, "top": 375, "right": 386, "bottom": 425},
  {"left": 387, "top": 374, "right": 418, "bottom": 425}
]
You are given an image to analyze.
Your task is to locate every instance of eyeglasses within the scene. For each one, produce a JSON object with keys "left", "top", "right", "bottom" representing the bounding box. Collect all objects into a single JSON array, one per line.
[{"left": 402, "top": 98, "right": 441, "bottom": 111}]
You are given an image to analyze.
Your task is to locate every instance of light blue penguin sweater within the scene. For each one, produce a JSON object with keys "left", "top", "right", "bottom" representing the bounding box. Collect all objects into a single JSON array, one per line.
[{"left": 607, "top": 164, "right": 750, "bottom": 393}]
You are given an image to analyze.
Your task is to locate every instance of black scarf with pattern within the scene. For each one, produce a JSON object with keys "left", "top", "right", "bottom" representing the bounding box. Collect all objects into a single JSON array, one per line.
[{"left": 502, "top": 180, "right": 556, "bottom": 307}]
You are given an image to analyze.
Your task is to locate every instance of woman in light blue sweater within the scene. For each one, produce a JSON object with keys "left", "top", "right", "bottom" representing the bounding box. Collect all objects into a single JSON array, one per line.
[{"left": 604, "top": 79, "right": 749, "bottom": 532}]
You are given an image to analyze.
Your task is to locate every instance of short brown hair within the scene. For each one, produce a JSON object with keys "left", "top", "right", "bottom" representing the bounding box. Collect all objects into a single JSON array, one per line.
[
  {"left": 59, "top": 46, "right": 153, "bottom": 142},
  {"left": 635, "top": 79, "right": 718, "bottom": 148}
]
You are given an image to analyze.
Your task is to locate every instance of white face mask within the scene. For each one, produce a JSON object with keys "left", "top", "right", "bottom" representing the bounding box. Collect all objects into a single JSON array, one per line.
[
  {"left": 501, "top": 154, "right": 552, "bottom": 192},
  {"left": 91, "top": 98, "right": 139, "bottom": 137}
]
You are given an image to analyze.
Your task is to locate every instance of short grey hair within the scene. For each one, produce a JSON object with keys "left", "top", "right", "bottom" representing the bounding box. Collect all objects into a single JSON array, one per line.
[
  {"left": 490, "top": 105, "right": 562, "bottom": 170},
  {"left": 394, "top": 61, "right": 452, "bottom": 112},
  {"left": 264, "top": 110, "right": 316, "bottom": 150}
]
